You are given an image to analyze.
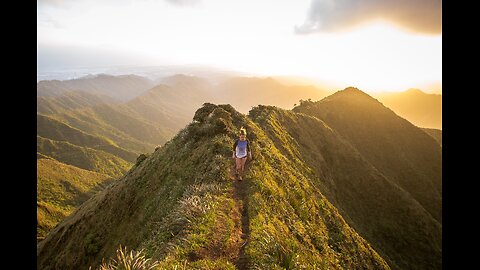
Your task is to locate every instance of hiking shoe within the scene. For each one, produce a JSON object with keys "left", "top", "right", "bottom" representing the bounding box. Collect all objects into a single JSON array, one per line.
[{"left": 238, "top": 175, "right": 243, "bottom": 181}]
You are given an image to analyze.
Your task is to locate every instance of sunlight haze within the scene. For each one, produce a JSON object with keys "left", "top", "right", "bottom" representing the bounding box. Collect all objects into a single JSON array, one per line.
[{"left": 38, "top": 0, "right": 442, "bottom": 93}]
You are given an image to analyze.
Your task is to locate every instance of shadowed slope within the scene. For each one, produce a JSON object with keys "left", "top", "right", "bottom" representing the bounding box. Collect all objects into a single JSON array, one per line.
[
  {"left": 421, "top": 128, "right": 442, "bottom": 146},
  {"left": 252, "top": 104, "right": 441, "bottom": 270},
  {"left": 294, "top": 87, "right": 442, "bottom": 224},
  {"left": 37, "top": 88, "right": 441, "bottom": 270},
  {"left": 37, "top": 103, "right": 390, "bottom": 270}
]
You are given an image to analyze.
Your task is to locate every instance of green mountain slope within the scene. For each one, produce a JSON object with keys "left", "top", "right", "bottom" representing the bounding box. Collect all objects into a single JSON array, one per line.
[
  {"left": 44, "top": 103, "right": 168, "bottom": 154},
  {"left": 294, "top": 87, "right": 442, "bottom": 224},
  {"left": 38, "top": 94, "right": 441, "bottom": 269},
  {"left": 37, "top": 157, "right": 114, "bottom": 242},
  {"left": 253, "top": 104, "right": 441, "bottom": 270},
  {"left": 37, "top": 113, "right": 138, "bottom": 162},
  {"left": 37, "top": 136, "right": 132, "bottom": 178},
  {"left": 37, "top": 90, "right": 117, "bottom": 115}
]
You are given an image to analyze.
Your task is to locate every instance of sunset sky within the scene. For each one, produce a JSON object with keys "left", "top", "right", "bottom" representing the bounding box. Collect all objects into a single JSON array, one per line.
[{"left": 37, "top": 0, "right": 442, "bottom": 93}]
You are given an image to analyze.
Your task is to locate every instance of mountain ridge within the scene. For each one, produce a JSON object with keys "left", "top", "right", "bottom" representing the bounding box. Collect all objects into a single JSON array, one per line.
[
  {"left": 38, "top": 102, "right": 391, "bottom": 269},
  {"left": 37, "top": 74, "right": 154, "bottom": 102},
  {"left": 37, "top": 113, "right": 138, "bottom": 162},
  {"left": 294, "top": 87, "right": 442, "bottom": 223},
  {"left": 37, "top": 87, "right": 441, "bottom": 270}
]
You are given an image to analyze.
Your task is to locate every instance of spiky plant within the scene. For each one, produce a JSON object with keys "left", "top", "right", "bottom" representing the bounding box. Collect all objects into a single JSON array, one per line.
[{"left": 92, "top": 245, "right": 159, "bottom": 270}]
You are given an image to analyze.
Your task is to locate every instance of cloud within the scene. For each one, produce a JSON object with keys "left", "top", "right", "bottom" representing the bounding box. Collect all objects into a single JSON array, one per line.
[
  {"left": 165, "top": 0, "right": 201, "bottom": 6},
  {"left": 38, "top": 0, "right": 200, "bottom": 8},
  {"left": 38, "top": 0, "right": 67, "bottom": 6},
  {"left": 295, "top": 0, "right": 441, "bottom": 35},
  {"left": 38, "top": 16, "right": 63, "bottom": 28}
]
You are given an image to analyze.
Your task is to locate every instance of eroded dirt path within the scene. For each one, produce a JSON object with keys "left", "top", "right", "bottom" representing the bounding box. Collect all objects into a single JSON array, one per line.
[{"left": 229, "top": 162, "right": 251, "bottom": 270}]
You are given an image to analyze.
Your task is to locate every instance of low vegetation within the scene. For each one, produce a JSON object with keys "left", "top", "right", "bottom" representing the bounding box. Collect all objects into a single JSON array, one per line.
[
  {"left": 38, "top": 88, "right": 442, "bottom": 270},
  {"left": 37, "top": 158, "right": 114, "bottom": 241}
]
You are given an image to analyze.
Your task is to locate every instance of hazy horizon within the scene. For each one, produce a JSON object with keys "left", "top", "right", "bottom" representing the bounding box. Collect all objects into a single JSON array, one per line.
[
  {"left": 38, "top": 0, "right": 441, "bottom": 94},
  {"left": 37, "top": 63, "right": 442, "bottom": 96}
]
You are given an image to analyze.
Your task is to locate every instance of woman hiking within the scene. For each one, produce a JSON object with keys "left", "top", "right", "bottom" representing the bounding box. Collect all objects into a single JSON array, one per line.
[{"left": 232, "top": 127, "right": 252, "bottom": 181}]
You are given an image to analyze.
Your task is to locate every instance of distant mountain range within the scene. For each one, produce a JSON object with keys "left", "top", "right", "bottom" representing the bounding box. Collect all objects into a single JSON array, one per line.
[
  {"left": 36, "top": 73, "right": 333, "bottom": 244},
  {"left": 37, "top": 74, "right": 154, "bottom": 102},
  {"left": 375, "top": 89, "right": 442, "bottom": 129},
  {"left": 36, "top": 74, "right": 442, "bottom": 249},
  {"left": 37, "top": 87, "right": 442, "bottom": 270}
]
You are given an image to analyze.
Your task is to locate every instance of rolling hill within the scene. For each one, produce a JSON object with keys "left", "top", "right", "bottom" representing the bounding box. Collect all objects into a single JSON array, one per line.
[
  {"left": 41, "top": 103, "right": 168, "bottom": 154},
  {"left": 37, "top": 136, "right": 132, "bottom": 178},
  {"left": 37, "top": 90, "right": 117, "bottom": 115},
  {"left": 37, "top": 74, "right": 332, "bottom": 156},
  {"left": 293, "top": 88, "right": 442, "bottom": 224},
  {"left": 35, "top": 74, "right": 333, "bottom": 245},
  {"left": 37, "top": 113, "right": 138, "bottom": 162},
  {"left": 37, "top": 74, "right": 154, "bottom": 102},
  {"left": 37, "top": 88, "right": 441, "bottom": 270},
  {"left": 37, "top": 157, "right": 115, "bottom": 242}
]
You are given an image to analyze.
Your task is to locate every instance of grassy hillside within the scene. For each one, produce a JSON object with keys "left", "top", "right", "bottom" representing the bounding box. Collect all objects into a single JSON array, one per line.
[
  {"left": 37, "top": 158, "right": 114, "bottom": 242},
  {"left": 294, "top": 87, "right": 442, "bottom": 224},
  {"left": 37, "top": 90, "right": 117, "bottom": 115},
  {"left": 44, "top": 103, "right": 167, "bottom": 154},
  {"left": 37, "top": 136, "right": 132, "bottom": 178},
  {"left": 37, "top": 75, "right": 440, "bottom": 158},
  {"left": 38, "top": 103, "right": 394, "bottom": 270},
  {"left": 37, "top": 113, "right": 138, "bottom": 162},
  {"left": 251, "top": 105, "right": 441, "bottom": 270},
  {"left": 38, "top": 96, "right": 442, "bottom": 269}
]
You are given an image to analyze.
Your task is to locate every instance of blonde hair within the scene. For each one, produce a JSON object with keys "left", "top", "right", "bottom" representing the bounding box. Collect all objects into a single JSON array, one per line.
[{"left": 239, "top": 127, "right": 246, "bottom": 135}]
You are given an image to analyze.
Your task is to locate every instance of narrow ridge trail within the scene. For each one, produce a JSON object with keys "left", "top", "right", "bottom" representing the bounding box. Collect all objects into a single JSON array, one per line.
[{"left": 229, "top": 162, "right": 251, "bottom": 270}]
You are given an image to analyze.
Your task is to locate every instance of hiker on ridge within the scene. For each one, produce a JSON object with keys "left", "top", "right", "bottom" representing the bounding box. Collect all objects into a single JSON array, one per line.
[{"left": 232, "top": 127, "right": 252, "bottom": 181}]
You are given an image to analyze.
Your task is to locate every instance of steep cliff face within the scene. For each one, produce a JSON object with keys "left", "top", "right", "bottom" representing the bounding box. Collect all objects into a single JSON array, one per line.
[{"left": 37, "top": 88, "right": 441, "bottom": 270}]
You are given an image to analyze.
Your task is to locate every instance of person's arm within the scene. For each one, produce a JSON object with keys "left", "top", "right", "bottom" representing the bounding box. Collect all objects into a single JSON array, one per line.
[{"left": 247, "top": 140, "right": 252, "bottom": 159}]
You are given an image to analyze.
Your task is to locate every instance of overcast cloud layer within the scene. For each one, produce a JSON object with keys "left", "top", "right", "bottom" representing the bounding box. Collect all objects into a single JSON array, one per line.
[{"left": 296, "top": 0, "right": 441, "bottom": 35}]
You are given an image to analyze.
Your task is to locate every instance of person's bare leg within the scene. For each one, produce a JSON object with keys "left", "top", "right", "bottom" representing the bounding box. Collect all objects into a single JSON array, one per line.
[
  {"left": 239, "top": 157, "right": 247, "bottom": 180},
  {"left": 235, "top": 157, "right": 242, "bottom": 179}
]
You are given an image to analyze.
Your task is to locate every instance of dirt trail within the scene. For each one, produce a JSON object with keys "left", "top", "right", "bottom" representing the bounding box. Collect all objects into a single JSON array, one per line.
[{"left": 229, "top": 162, "right": 251, "bottom": 270}]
